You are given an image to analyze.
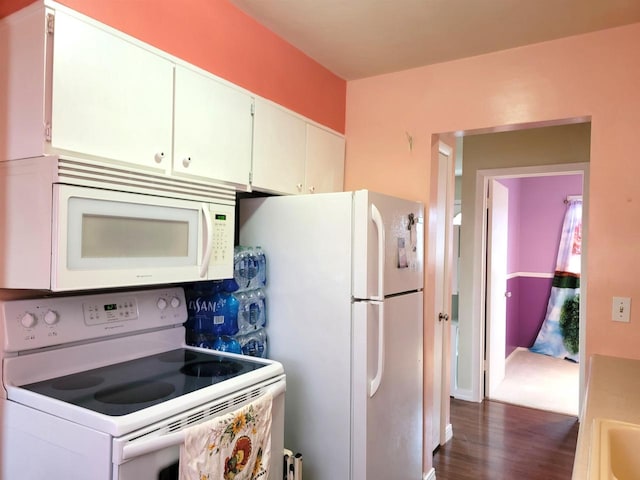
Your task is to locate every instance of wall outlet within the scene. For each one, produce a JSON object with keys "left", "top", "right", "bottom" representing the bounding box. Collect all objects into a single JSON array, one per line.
[{"left": 612, "top": 297, "right": 631, "bottom": 323}]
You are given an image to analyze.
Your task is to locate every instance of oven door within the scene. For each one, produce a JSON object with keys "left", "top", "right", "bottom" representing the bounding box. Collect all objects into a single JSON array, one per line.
[
  {"left": 112, "top": 376, "right": 285, "bottom": 480},
  {"left": 52, "top": 184, "right": 234, "bottom": 291}
]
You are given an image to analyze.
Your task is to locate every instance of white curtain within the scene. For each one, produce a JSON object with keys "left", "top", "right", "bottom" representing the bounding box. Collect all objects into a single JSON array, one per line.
[{"left": 530, "top": 199, "right": 582, "bottom": 362}]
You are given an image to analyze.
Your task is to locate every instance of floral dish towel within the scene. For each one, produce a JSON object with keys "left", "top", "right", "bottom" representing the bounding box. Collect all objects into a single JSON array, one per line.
[{"left": 179, "top": 393, "right": 272, "bottom": 480}]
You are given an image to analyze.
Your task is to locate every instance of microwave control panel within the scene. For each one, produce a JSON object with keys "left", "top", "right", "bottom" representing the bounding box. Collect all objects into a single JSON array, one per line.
[
  {"left": 211, "top": 211, "right": 232, "bottom": 265},
  {"left": 207, "top": 204, "right": 234, "bottom": 279}
]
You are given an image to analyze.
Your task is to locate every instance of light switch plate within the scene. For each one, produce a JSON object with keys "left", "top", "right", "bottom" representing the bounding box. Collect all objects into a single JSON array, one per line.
[{"left": 612, "top": 297, "right": 631, "bottom": 322}]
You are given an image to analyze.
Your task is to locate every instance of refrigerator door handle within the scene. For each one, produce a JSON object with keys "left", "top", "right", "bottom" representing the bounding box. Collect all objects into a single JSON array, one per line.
[
  {"left": 371, "top": 203, "right": 385, "bottom": 301},
  {"left": 369, "top": 301, "right": 385, "bottom": 397}
]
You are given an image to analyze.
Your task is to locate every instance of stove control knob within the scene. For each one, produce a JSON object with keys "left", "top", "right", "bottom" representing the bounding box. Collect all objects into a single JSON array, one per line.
[
  {"left": 20, "top": 312, "right": 37, "bottom": 329},
  {"left": 170, "top": 297, "right": 181, "bottom": 308},
  {"left": 157, "top": 298, "right": 168, "bottom": 310},
  {"left": 44, "top": 310, "right": 59, "bottom": 325}
]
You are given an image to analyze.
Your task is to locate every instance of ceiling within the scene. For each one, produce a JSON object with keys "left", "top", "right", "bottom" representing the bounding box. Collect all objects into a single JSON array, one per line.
[{"left": 227, "top": 0, "right": 640, "bottom": 80}]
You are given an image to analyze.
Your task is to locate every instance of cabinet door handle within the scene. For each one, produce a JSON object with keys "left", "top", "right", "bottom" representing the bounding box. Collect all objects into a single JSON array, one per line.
[
  {"left": 182, "top": 157, "right": 191, "bottom": 168},
  {"left": 154, "top": 152, "right": 165, "bottom": 163},
  {"left": 308, "top": 186, "right": 315, "bottom": 193},
  {"left": 296, "top": 183, "right": 303, "bottom": 192}
]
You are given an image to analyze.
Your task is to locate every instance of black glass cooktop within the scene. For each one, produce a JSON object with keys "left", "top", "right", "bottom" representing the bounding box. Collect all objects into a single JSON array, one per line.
[{"left": 21, "top": 349, "right": 267, "bottom": 416}]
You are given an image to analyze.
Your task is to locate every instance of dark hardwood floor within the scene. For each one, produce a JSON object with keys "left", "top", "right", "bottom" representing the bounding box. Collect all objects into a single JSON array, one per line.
[{"left": 433, "top": 399, "right": 579, "bottom": 480}]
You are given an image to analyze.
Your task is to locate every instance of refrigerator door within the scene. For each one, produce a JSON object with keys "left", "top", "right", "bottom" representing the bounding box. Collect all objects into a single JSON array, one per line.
[
  {"left": 353, "top": 190, "right": 424, "bottom": 299},
  {"left": 352, "top": 291, "right": 424, "bottom": 480}
]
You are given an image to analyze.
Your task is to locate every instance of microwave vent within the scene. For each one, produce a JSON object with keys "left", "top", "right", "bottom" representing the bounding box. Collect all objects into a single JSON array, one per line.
[{"left": 56, "top": 157, "right": 236, "bottom": 205}]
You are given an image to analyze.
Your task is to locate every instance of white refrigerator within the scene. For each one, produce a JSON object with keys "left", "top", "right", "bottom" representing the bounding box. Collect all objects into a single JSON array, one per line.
[{"left": 239, "top": 190, "right": 424, "bottom": 480}]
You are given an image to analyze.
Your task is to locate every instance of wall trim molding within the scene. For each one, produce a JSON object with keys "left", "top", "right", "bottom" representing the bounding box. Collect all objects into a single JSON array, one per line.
[
  {"left": 506, "top": 271, "right": 554, "bottom": 279},
  {"left": 424, "top": 467, "right": 436, "bottom": 480}
]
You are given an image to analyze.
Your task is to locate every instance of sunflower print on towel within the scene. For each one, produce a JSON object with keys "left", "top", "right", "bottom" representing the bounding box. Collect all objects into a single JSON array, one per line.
[{"left": 179, "top": 394, "right": 273, "bottom": 480}]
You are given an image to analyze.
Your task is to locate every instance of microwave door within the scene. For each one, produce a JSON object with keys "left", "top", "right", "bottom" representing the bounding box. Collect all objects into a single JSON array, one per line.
[{"left": 51, "top": 185, "right": 232, "bottom": 291}]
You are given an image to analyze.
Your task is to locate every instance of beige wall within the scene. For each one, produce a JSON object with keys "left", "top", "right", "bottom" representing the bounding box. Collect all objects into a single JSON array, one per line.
[{"left": 344, "top": 22, "right": 640, "bottom": 473}]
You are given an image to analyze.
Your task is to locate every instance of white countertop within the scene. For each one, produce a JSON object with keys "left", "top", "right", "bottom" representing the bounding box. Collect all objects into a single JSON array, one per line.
[{"left": 572, "top": 354, "right": 640, "bottom": 479}]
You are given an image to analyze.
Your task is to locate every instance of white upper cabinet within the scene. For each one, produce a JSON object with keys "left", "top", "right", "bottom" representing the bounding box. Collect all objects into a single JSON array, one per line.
[
  {"left": 305, "top": 124, "right": 345, "bottom": 194},
  {"left": 1, "top": 2, "right": 343, "bottom": 193},
  {"left": 51, "top": 10, "right": 174, "bottom": 172},
  {"left": 252, "top": 98, "right": 345, "bottom": 195},
  {"left": 251, "top": 98, "right": 306, "bottom": 195},
  {"left": 173, "top": 66, "right": 253, "bottom": 187}
]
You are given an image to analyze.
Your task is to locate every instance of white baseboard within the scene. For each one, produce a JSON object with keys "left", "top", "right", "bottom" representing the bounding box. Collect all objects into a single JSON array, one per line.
[
  {"left": 424, "top": 467, "right": 436, "bottom": 480},
  {"left": 451, "top": 387, "right": 475, "bottom": 402},
  {"left": 444, "top": 423, "right": 453, "bottom": 443}
]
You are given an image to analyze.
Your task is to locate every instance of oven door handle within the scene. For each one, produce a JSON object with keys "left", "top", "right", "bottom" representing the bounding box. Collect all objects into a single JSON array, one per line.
[{"left": 118, "top": 381, "right": 285, "bottom": 462}]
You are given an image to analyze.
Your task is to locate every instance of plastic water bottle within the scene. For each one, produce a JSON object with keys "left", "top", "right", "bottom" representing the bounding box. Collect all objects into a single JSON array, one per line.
[
  {"left": 221, "top": 277, "right": 239, "bottom": 293},
  {"left": 211, "top": 291, "right": 239, "bottom": 336},
  {"left": 233, "top": 248, "right": 250, "bottom": 290},
  {"left": 252, "top": 246, "right": 267, "bottom": 289},
  {"left": 237, "top": 328, "right": 268, "bottom": 358},
  {"left": 184, "top": 282, "right": 218, "bottom": 346},
  {"left": 235, "top": 288, "right": 266, "bottom": 334},
  {"left": 212, "top": 335, "right": 242, "bottom": 354}
]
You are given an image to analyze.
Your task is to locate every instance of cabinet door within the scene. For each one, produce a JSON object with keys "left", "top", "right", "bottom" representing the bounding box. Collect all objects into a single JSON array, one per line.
[
  {"left": 251, "top": 98, "right": 306, "bottom": 195},
  {"left": 173, "top": 66, "right": 253, "bottom": 187},
  {"left": 305, "top": 124, "right": 345, "bottom": 194},
  {"left": 50, "top": 11, "right": 173, "bottom": 171}
]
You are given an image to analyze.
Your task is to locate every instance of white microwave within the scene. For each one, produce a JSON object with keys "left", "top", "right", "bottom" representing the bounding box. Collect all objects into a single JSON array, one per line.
[{"left": 0, "top": 156, "right": 235, "bottom": 291}]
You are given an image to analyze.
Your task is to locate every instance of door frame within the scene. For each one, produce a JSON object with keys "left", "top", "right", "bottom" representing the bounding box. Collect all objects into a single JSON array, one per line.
[{"left": 471, "top": 162, "right": 590, "bottom": 415}]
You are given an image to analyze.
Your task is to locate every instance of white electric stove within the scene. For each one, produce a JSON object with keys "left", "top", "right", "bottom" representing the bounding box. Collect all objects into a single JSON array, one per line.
[{"left": 0, "top": 286, "right": 285, "bottom": 480}]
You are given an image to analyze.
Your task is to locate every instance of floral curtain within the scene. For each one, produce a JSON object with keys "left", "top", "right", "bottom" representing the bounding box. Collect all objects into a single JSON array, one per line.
[{"left": 530, "top": 198, "right": 582, "bottom": 362}]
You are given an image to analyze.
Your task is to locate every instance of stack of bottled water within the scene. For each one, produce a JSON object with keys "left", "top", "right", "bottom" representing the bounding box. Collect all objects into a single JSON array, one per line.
[{"left": 184, "top": 246, "right": 268, "bottom": 358}]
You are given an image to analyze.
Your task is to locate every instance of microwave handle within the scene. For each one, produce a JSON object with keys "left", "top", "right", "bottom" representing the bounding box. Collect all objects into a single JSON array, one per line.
[
  {"left": 199, "top": 204, "right": 214, "bottom": 278},
  {"left": 119, "top": 381, "right": 285, "bottom": 462}
]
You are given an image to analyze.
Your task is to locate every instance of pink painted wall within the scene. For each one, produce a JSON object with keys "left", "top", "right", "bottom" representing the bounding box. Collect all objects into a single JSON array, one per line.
[
  {"left": 345, "top": 23, "right": 640, "bottom": 471},
  {"left": 0, "top": 0, "right": 346, "bottom": 133},
  {"left": 346, "top": 21, "right": 640, "bottom": 360}
]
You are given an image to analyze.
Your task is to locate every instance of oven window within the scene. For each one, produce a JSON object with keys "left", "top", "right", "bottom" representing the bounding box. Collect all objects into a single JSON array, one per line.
[{"left": 82, "top": 214, "right": 189, "bottom": 258}]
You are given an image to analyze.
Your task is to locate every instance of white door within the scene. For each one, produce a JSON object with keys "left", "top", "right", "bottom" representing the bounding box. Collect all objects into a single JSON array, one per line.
[
  {"left": 305, "top": 124, "right": 345, "bottom": 194},
  {"left": 352, "top": 292, "right": 423, "bottom": 480},
  {"left": 432, "top": 144, "right": 454, "bottom": 450},
  {"left": 353, "top": 191, "right": 424, "bottom": 299},
  {"left": 173, "top": 66, "right": 253, "bottom": 187},
  {"left": 251, "top": 98, "right": 306, "bottom": 195},
  {"left": 486, "top": 179, "right": 509, "bottom": 397}
]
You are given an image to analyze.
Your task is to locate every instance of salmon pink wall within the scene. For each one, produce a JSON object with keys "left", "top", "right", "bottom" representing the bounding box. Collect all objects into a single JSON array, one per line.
[
  {"left": 345, "top": 23, "right": 640, "bottom": 472},
  {"left": 346, "top": 21, "right": 640, "bottom": 361},
  {"left": 0, "top": 0, "right": 346, "bottom": 133}
]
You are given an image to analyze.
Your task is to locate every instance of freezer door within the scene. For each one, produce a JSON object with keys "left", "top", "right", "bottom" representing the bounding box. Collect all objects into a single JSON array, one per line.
[
  {"left": 353, "top": 190, "right": 424, "bottom": 299},
  {"left": 352, "top": 291, "right": 424, "bottom": 480}
]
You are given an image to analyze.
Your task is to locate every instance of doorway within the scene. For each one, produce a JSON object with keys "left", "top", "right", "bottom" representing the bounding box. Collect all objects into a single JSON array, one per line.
[
  {"left": 448, "top": 122, "right": 591, "bottom": 413},
  {"left": 484, "top": 172, "right": 584, "bottom": 416}
]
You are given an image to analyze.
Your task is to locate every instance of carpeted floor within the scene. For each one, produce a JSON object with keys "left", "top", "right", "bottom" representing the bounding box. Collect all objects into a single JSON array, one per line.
[{"left": 489, "top": 347, "right": 579, "bottom": 416}]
